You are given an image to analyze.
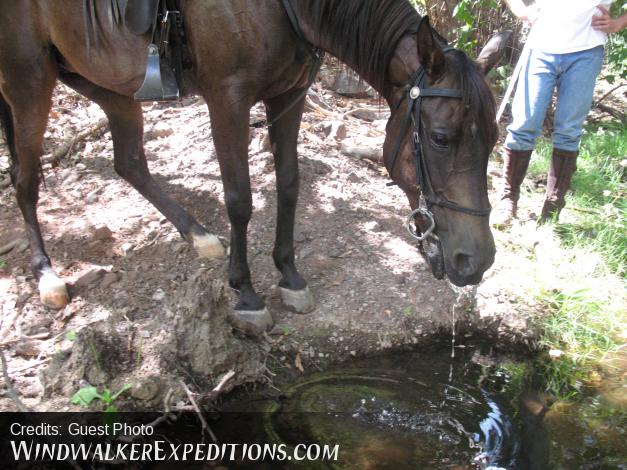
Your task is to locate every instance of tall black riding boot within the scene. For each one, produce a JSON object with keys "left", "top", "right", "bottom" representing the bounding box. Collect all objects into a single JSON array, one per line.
[
  {"left": 539, "top": 148, "right": 578, "bottom": 223},
  {"left": 492, "top": 148, "right": 533, "bottom": 226}
]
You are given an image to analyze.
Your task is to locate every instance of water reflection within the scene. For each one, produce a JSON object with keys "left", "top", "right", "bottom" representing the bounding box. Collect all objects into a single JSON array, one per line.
[{"left": 217, "top": 347, "right": 624, "bottom": 469}]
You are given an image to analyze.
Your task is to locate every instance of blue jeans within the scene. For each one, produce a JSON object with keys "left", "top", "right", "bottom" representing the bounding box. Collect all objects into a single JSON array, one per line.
[{"left": 505, "top": 45, "right": 604, "bottom": 152}]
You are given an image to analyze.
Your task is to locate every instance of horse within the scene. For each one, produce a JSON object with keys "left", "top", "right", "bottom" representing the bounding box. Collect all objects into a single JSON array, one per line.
[{"left": 0, "top": 0, "right": 508, "bottom": 331}]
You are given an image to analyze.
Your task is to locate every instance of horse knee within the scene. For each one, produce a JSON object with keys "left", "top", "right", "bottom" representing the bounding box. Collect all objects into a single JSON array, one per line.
[{"left": 224, "top": 191, "right": 252, "bottom": 224}]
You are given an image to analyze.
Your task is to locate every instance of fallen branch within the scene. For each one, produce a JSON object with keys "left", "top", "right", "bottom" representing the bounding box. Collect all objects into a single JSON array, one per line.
[
  {"left": 45, "top": 118, "right": 109, "bottom": 167},
  {"left": 206, "top": 370, "right": 236, "bottom": 401},
  {"left": 0, "top": 237, "right": 26, "bottom": 256},
  {"left": 594, "top": 83, "right": 626, "bottom": 108},
  {"left": 8, "top": 357, "right": 52, "bottom": 375},
  {"left": 179, "top": 380, "right": 218, "bottom": 443},
  {"left": 1, "top": 348, "right": 33, "bottom": 411},
  {"left": 0, "top": 332, "right": 50, "bottom": 347},
  {"left": 595, "top": 103, "right": 626, "bottom": 122}
]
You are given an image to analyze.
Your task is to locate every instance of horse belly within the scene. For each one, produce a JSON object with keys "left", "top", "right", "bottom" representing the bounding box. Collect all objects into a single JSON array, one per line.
[
  {"left": 184, "top": 0, "right": 311, "bottom": 101},
  {"left": 46, "top": 0, "right": 149, "bottom": 97}
]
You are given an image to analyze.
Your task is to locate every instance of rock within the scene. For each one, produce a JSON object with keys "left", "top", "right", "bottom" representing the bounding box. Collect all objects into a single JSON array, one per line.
[
  {"left": 92, "top": 225, "right": 113, "bottom": 241},
  {"left": 63, "top": 172, "right": 80, "bottom": 186},
  {"left": 131, "top": 376, "right": 162, "bottom": 401},
  {"left": 152, "top": 289, "right": 166, "bottom": 301},
  {"left": 322, "top": 121, "right": 347, "bottom": 142},
  {"left": 0, "top": 237, "right": 28, "bottom": 256},
  {"left": 15, "top": 338, "right": 45, "bottom": 357},
  {"left": 120, "top": 242, "right": 134, "bottom": 256},
  {"left": 100, "top": 272, "right": 119, "bottom": 289},
  {"left": 372, "top": 119, "right": 388, "bottom": 132},
  {"left": 74, "top": 268, "right": 106, "bottom": 289},
  {"left": 151, "top": 122, "right": 174, "bottom": 139},
  {"left": 348, "top": 108, "right": 384, "bottom": 122},
  {"left": 330, "top": 69, "right": 374, "bottom": 98},
  {"left": 85, "top": 188, "right": 101, "bottom": 204},
  {"left": 340, "top": 143, "right": 382, "bottom": 162}
]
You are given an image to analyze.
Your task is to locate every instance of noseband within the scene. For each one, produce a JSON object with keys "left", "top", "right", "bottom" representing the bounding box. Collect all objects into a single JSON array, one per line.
[{"left": 388, "top": 48, "right": 492, "bottom": 242}]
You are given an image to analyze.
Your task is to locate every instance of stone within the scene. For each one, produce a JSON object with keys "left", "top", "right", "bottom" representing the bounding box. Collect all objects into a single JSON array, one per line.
[
  {"left": 322, "top": 121, "right": 347, "bottom": 142},
  {"left": 93, "top": 225, "right": 113, "bottom": 241},
  {"left": 15, "top": 338, "right": 45, "bottom": 357},
  {"left": 74, "top": 269, "right": 106, "bottom": 289},
  {"left": 121, "top": 243, "right": 134, "bottom": 256},
  {"left": 340, "top": 142, "right": 383, "bottom": 162},
  {"left": 151, "top": 122, "right": 174, "bottom": 138},
  {"left": 330, "top": 69, "right": 375, "bottom": 98},
  {"left": 131, "top": 376, "right": 162, "bottom": 401},
  {"left": 100, "top": 272, "right": 119, "bottom": 289}
]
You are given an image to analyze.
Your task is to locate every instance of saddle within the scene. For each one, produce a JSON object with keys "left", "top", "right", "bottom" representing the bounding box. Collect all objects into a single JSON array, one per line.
[{"left": 124, "top": 0, "right": 188, "bottom": 101}]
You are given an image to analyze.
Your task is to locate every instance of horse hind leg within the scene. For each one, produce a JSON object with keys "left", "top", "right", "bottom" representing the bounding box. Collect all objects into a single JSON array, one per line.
[
  {"left": 1, "top": 64, "right": 70, "bottom": 309},
  {"left": 265, "top": 89, "right": 314, "bottom": 314},
  {"left": 0, "top": 94, "right": 18, "bottom": 186},
  {"left": 58, "top": 73, "right": 225, "bottom": 259}
]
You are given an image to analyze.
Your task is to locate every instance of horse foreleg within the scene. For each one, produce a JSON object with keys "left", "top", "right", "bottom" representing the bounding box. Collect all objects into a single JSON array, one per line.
[
  {"left": 58, "top": 74, "right": 224, "bottom": 259},
  {"left": 206, "top": 93, "right": 273, "bottom": 330},
  {"left": 1, "top": 61, "right": 69, "bottom": 309},
  {"left": 265, "top": 90, "right": 314, "bottom": 314}
]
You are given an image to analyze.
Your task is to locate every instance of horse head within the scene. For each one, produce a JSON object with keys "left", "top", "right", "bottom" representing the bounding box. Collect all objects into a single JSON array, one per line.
[{"left": 384, "top": 18, "right": 510, "bottom": 286}]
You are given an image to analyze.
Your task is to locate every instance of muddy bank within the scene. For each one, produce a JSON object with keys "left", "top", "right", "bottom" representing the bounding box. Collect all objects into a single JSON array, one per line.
[{"left": 0, "top": 83, "right": 534, "bottom": 411}]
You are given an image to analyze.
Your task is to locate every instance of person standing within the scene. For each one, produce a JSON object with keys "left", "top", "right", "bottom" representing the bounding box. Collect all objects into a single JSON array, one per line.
[{"left": 495, "top": 0, "right": 627, "bottom": 225}]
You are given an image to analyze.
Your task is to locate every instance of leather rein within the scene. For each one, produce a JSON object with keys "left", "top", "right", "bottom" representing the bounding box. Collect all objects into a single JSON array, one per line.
[{"left": 387, "top": 48, "right": 492, "bottom": 242}]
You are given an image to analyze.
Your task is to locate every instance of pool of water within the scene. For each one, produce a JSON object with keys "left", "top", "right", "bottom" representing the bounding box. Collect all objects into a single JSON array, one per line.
[{"left": 216, "top": 346, "right": 626, "bottom": 469}]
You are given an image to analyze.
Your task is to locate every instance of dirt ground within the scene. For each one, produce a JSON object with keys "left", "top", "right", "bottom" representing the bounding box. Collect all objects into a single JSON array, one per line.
[{"left": 0, "top": 71, "right": 622, "bottom": 411}]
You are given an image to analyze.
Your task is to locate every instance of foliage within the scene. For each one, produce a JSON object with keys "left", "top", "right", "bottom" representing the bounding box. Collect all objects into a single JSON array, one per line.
[
  {"left": 451, "top": 0, "right": 499, "bottom": 54},
  {"left": 602, "top": 2, "right": 627, "bottom": 83},
  {"left": 519, "top": 120, "right": 626, "bottom": 400},
  {"left": 0, "top": 258, "right": 5, "bottom": 268},
  {"left": 532, "top": 287, "right": 623, "bottom": 399},
  {"left": 529, "top": 122, "right": 627, "bottom": 277},
  {"left": 71, "top": 384, "right": 131, "bottom": 412}
]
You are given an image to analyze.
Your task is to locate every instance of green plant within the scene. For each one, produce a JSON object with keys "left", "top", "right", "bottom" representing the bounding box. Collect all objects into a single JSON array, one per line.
[
  {"left": 527, "top": 122, "right": 627, "bottom": 277},
  {"left": 507, "top": 120, "right": 626, "bottom": 400},
  {"left": 602, "top": 2, "right": 627, "bottom": 83},
  {"left": 65, "top": 331, "right": 77, "bottom": 341},
  {"left": 71, "top": 384, "right": 131, "bottom": 412},
  {"left": 532, "top": 286, "right": 623, "bottom": 398},
  {"left": 452, "top": 0, "right": 499, "bottom": 54},
  {"left": 0, "top": 258, "right": 6, "bottom": 268}
]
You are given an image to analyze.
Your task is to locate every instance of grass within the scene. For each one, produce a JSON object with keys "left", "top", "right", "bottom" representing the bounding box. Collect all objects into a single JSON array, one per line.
[
  {"left": 517, "top": 120, "right": 626, "bottom": 399},
  {"left": 528, "top": 121, "right": 626, "bottom": 277}
]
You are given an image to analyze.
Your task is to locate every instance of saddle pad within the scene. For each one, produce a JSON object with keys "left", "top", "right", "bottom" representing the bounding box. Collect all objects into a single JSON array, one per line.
[{"left": 124, "top": 0, "right": 159, "bottom": 35}]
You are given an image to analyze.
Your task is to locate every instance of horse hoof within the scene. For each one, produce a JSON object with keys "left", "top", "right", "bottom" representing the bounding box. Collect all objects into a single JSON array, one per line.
[
  {"left": 38, "top": 273, "right": 69, "bottom": 309},
  {"left": 233, "top": 307, "right": 274, "bottom": 331},
  {"left": 192, "top": 233, "right": 225, "bottom": 259},
  {"left": 280, "top": 286, "right": 315, "bottom": 314}
]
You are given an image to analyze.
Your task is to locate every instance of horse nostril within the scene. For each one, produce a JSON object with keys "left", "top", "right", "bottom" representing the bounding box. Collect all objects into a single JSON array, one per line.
[{"left": 453, "top": 251, "right": 476, "bottom": 277}]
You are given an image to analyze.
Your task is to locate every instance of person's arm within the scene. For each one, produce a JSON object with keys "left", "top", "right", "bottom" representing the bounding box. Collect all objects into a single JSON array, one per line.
[
  {"left": 592, "top": 5, "right": 627, "bottom": 33},
  {"left": 504, "top": 0, "right": 538, "bottom": 24}
]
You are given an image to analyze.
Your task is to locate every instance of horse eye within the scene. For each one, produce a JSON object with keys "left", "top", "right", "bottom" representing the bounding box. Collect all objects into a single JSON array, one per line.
[{"left": 430, "top": 132, "right": 449, "bottom": 150}]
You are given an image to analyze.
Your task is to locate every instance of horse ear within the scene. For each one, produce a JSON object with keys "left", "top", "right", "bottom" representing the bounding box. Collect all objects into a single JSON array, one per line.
[
  {"left": 476, "top": 31, "right": 512, "bottom": 75},
  {"left": 416, "top": 16, "right": 445, "bottom": 77}
]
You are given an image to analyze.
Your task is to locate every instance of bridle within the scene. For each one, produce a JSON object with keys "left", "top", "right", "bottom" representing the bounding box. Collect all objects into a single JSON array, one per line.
[{"left": 387, "top": 47, "right": 492, "bottom": 242}]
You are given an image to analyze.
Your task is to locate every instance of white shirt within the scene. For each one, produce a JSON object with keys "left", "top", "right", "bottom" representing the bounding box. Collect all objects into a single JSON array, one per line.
[{"left": 528, "top": 0, "right": 612, "bottom": 53}]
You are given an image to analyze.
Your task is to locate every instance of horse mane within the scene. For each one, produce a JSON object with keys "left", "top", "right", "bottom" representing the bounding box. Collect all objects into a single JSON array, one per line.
[
  {"left": 303, "top": 0, "right": 497, "bottom": 143},
  {"left": 447, "top": 51, "right": 499, "bottom": 149},
  {"left": 303, "top": 0, "right": 421, "bottom": 93}
]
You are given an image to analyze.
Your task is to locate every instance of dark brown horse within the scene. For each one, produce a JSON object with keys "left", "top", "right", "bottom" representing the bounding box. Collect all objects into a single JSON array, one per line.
[{"left": 0, "top": 0, "right": 507, "bottom": 330}]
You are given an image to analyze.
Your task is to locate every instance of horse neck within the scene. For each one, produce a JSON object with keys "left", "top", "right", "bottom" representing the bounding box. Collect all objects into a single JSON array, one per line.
[{"left": 294, "top": 0, "right": 421, "bottom": 96}]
